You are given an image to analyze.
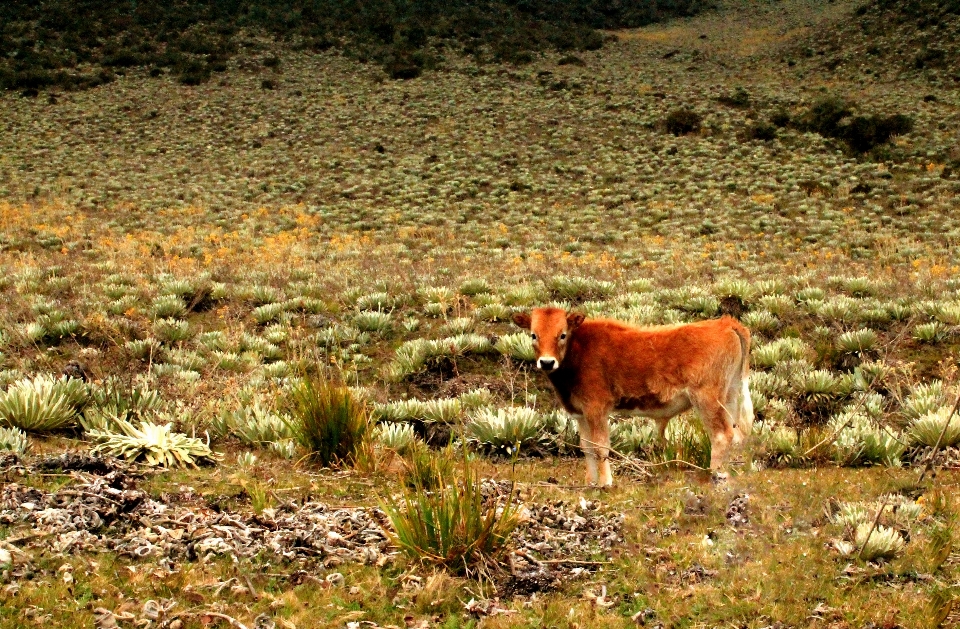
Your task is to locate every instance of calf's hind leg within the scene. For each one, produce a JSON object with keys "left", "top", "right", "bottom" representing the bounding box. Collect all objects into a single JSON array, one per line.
[{"left": 693, "top": 393, "right": 736, "bottom": 470}]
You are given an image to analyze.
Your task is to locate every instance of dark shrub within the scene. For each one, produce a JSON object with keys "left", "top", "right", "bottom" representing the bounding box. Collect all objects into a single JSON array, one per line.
[
  {"left": 385, "top": 50, "right": 422, "bottom": 79},
  {"left": 0, "top": 0, "right": 712, "bottom": 90},
  {"left": 263, "top": 55, "right": 280, "bottom": 68},
  {"left": 746, "top": 121, "right": 778, "bottom": 141},
  {"left": 839, "top": 113, "right": 913, "bottom": 153},
  {"left": 261, "top": 78, "right": 276, "bottom": 89},
  {"left": 770, "top": 109, "right": 791, "bottom": 127},
  {"left": 664, "top": 108, "right": 702, "bottom": 135},
  {"left": 177, "top": 61, "right": 211, "bottom": 86},
  {"left": 717, "top": 86, "right": 750, "bottom": 108},
  {"left": 101, "top": 49, "right": 144, "bottom": 68},
  {"left": 797, "top": 96, "right": 852, "bottom": 136},
  {"left": 794, "top": 95, "right": 913, "bottom": 154}
]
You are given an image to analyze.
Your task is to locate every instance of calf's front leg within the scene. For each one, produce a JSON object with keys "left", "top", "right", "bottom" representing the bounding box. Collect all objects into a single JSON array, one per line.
[
  {"left": 579, "top": 404, "right": 614, "bottom": 487},
  {"left": 573, "top": 413, "right": 599, "bottom": 485}
]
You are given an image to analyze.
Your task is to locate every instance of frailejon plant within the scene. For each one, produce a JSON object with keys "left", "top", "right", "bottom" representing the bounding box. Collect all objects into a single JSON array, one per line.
[
  {"left": 752, "top": 337, "right": 812, "bottom": 368},
  {"left": 907, "top": 406, "right": 960, "bottom": 449},
  {"left": 81, "top": 378, "right": 162, "bottom": 433},
  {"left": 741, "top": 310, "right": 779, "bottom": 335},
  {"left": 383, "top": 448, "right": 520, "bottom": 576},
  {"left": 211, "top": 391, "right": 292, "bottom": 447},
  {"left": 494, "top": 332, "right": 536, "bottom": 362},
  {"left": 373, "top": 422, "right": 418, "bottom": 454},
  {"left": 386, "top": 334, "right": 495, "bottom": 381},
  {"left": 754, "top": 423, "right": 800, "bottom": 467},
  {"left": 354, "top": 310, "right": 394, "bottom": 335},
  {"left": 913, "top": 321, "right": 949, "bottom": 343},
  {"left": 88, "top": 418, "right": 217, "bottom": 468},
  {"left": 467, "top": 407, "right": 550, "bottom": 455},
  {"left": 836, "top": 328, "right": 879, "bottom": 354},
  {"left": 610, "top": 419, "right": 658, "bottom": 456},
  {"left": 0, "top": 375, "right": 89, "bottom": 432},
  {"left": 829, "top": 412, "right": 905, "bottom": 467},
  {"left": 901, "top": 381, "right": 947, "bottom": 421},
  {"left": 287, "top": 377, "right": 371, "bottom": 467},
  {"left": 0, "top": 426, "right": 28, "bottom": 454}
]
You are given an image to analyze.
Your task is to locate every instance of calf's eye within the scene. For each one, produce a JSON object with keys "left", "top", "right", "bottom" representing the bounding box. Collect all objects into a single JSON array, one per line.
[
  {"left": 531, "top": 333, "right": 538, "bottom": 340},
  {"left": 559, "top": 333, "right": 567, "bottom": 340}
]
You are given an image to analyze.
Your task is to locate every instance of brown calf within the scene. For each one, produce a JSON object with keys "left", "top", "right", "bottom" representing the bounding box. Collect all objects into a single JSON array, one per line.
[{"left": 513, "top": 307, "right": 753, "bottom": 486}]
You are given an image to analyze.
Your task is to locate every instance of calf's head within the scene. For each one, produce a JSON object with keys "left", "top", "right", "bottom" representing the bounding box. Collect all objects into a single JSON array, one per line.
[{"left": 512, "top": 307, "right": 584, "bottom": 373}]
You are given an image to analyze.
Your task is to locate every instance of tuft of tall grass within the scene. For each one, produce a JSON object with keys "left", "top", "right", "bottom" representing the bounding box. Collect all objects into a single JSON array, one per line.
[
  {"left": 287, "top": 377, "right": 371, "bottom": 467},
  {"left": 384, "top": 449, "right": 520, "bottom": 575}
]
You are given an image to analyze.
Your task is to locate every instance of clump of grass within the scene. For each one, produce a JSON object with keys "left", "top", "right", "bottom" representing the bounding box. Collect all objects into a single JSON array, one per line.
[
  {"left": 655, "top": 418, "right": 711, "bottom": 469},
  {"left": 287, "top": 377, "right": 371, "bottom": 467},
  {"left": 384, "top": 449, "right": 520, "bottom": 576},
  {"left": 400, "top": 444, "right": 456, "bottom": 490},
  {"left": 0, "top": 375, "right": 89, "bottom": 432}
]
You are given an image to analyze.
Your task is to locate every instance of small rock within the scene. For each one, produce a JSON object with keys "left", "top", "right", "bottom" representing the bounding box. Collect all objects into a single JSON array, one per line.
[{"left": 326, "top": 572, "right": 345, "bottom": 587}]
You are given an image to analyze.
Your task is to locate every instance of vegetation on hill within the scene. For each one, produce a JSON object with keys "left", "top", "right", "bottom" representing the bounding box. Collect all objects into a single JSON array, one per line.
[
  {"left": 790, "top": 0, "right": 960, "bottom": 82},
  {"left": 0, "top": 0, "right": 712, "bottom": 90}
]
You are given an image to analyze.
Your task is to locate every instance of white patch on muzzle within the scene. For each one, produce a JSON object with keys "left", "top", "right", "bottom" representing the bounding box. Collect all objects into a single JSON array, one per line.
[{"left": 537, "top": 356, "right": 558, "bottom": 371}]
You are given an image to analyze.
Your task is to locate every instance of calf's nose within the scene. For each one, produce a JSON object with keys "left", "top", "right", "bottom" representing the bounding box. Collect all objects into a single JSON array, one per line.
[{"left": 538, "top": 357, "right": 556, "bottom": 371}]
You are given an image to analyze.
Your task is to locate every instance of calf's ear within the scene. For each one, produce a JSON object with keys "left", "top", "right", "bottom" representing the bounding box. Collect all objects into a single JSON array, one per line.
[
  {"left": 567, "top": 312, "right": 585, "bottom": 330},
  {"left": 512, "top": 312, "right": 532, "bottom": 329}
]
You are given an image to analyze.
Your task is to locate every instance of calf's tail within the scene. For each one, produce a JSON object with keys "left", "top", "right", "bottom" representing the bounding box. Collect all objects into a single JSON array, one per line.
[{"left": 732, "top": 324, "right": 754, "bottom": 438}]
